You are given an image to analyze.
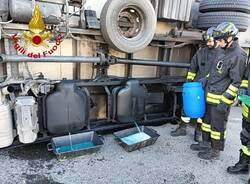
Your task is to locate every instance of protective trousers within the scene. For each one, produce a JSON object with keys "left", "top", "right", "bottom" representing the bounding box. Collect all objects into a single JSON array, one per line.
[
  {"left": 201, "top": 104, "right": 230, "bottom": 151},
  {"left": 241, "top": 118, "right": 250, "bottom": 156},
  {"left": 181, "top": 109, "right": 203, "bottom": 126},
  {"left": 180, "top": 117, "right": 203, "bottom": 128}
]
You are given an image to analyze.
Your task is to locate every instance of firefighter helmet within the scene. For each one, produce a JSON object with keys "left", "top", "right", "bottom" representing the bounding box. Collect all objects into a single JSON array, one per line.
[
  {"left": 203, "top": 27, "right": 215, "bottom": 42},
  {"left": 213, "top": 22, "right": 239, "bottom": 40}
]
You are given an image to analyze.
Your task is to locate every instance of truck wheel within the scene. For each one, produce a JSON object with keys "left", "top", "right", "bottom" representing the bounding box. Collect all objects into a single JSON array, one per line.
[
  {"left": 197, "top": 11, "right": 250, "bottom": 31},
  {"left": 100, "top": 0, "right": 156, "bottom": 53},
  {"left": 199, "top": 0, "right": 250, "bottom": 14}
]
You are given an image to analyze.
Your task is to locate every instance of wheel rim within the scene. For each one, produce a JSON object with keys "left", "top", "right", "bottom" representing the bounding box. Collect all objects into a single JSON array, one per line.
[{"left": 117, "top": 6, "right": 144, "bottom": 39}]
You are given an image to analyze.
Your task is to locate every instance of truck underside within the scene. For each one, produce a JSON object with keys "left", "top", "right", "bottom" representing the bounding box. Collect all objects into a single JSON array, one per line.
[{"left": 0, "top": 0, "right": 249, "bottom": 150}]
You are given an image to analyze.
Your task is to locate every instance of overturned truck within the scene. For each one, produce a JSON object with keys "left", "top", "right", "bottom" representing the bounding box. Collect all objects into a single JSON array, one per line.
[{"left": 0, "top": 0, "right": 249, "bottom": 149}]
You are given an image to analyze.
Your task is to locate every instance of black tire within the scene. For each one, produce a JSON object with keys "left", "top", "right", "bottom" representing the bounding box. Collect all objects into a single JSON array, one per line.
[
  {"left": 197, "top": 12, "right": 250, "bottom": 31},
  {"left": 100, "top": 0, "right": 156, "bottom": 53},
  {"left": 199, "top": 0, "right": 250, "bottom": 14}
]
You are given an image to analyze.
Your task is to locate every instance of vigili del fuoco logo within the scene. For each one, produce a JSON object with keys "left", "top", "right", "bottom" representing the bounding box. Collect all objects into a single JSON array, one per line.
[{"left": 11, "top": 4, "right": 63, "bottom": 58}]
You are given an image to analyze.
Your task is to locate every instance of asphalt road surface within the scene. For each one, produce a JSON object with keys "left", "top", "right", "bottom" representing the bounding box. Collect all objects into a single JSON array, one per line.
[{"left": 0, "top": 107, "right": 248, "bottom": 184}]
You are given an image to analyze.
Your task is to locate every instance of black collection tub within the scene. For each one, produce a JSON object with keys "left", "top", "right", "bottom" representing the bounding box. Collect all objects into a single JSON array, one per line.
[
  {"left": 47, "top": 131, "right": 104, "bottom": 160},
  {"left": 113, "top": 126, "right": 160, "bottom": 152}
]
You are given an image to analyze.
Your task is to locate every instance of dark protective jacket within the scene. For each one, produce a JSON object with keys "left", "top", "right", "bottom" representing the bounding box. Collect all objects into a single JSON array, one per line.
[
  {"left": 241, "top": 61, "right": 250, "bottom": 119},
  {"left": 205, "top": 40, "right": 247, "bottom": 106},
  {"left": 186, "top": 47, "right": 218, "bottom": 81}
]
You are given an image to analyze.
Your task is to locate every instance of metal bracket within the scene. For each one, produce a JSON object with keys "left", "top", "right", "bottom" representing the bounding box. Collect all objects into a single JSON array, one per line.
[
  {"left": 107, "top": 55, "right": 117, "bottom": 65},
  {"left": 93, "top": 53, "right": 109, "bottom": 80}
]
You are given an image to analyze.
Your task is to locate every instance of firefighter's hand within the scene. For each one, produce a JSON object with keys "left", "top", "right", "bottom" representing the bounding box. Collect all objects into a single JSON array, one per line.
[
  {"left": 216, "top": 102, "right": 229, "bottom": 113},
  {"left": 238, "top": 88, "right": 247, "bottom": 96},
  {"left": 240, "top": 129, "right": 250, "bottom": 149},
  {"left": 247, "top": 117, "right": 250, "bottom": 123},
  {"left": 198, "top": 78, "right": 207, "bottom": 88},
  {"left": 186, "top": 78, "right": 193, "bottom": 83}
]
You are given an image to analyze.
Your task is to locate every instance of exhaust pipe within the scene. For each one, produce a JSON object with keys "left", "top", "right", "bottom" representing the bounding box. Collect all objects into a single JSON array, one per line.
[{"left": 1, "top": 85, "right": 22, "bottom": 94}]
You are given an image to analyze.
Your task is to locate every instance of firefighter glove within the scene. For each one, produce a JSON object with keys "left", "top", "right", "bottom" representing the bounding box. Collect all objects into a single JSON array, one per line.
[
  {"left": 216, "top": 102, "right": 229, "bottom": 113},
  {"left": 238, "top": 88, "right": 247, "bottom": 96},
  {"left": 199, "top": 77, "right": 207, "bottom": 88}
]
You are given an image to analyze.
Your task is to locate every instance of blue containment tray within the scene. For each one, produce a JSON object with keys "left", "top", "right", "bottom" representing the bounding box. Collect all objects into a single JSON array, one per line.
[
  {"left": 114, "top": 126, "right": 160, "bottom": 152},
  {"left": 47, "top": 131, "right": 104, "bottom": 160}
]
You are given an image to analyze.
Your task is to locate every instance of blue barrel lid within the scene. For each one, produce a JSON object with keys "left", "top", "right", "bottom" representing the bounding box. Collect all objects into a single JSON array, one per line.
[{"left": 183, "top": 82, "right": 202, "bottom": 88}]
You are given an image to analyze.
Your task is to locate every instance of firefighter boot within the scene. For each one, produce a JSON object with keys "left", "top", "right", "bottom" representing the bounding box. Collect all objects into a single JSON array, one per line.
[
  {"left": 170, "top": 123, "right": 187, "bottom": 137},
  {"left": 198, "top": 148, "right": 220, "bottom": 160},
  {"left": 227, "top": 150, "right": 249, "bottom": 174},
  {"left": 194, "top": 125, "right": 202, "bottom": 142},
  {"left": 190, "top": 141, "right": 211, "bottom": 151}
]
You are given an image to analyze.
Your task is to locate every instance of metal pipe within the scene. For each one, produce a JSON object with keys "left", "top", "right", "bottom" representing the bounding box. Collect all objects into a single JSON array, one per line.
[
  {"left": 6, "top": 85, "right": 22, "bottom": 93},
  {"left": 0, "top": 55, "right": 102, "bottom": 63},
  {"left": 117, "top": 58, "right": 190, "bottom": 68},
  {"left": 0, "top": 54, "right": 190, "bottom": 68},
  {"left": 1, "top": 84, "right": 22, "bottom": 95},
  {"left": 1, "top": 87, "right": 12, "bottom": 95}
]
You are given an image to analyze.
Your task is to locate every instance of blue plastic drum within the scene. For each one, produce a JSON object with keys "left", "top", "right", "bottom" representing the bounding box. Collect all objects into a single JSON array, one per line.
[{"left": 182, "top": 82, "right": 205, "bottom": 118}]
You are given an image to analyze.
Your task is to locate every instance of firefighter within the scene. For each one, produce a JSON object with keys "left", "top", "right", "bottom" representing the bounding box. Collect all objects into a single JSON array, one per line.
[
  {"left": 227, "top": 60, "right": 250, "bottom": 175},
  {"left": 171, "top": 27, "right": 218, "bottom": 142},
  {"left": 192, "top": 22, "right": 247, "bottom": 160}
]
